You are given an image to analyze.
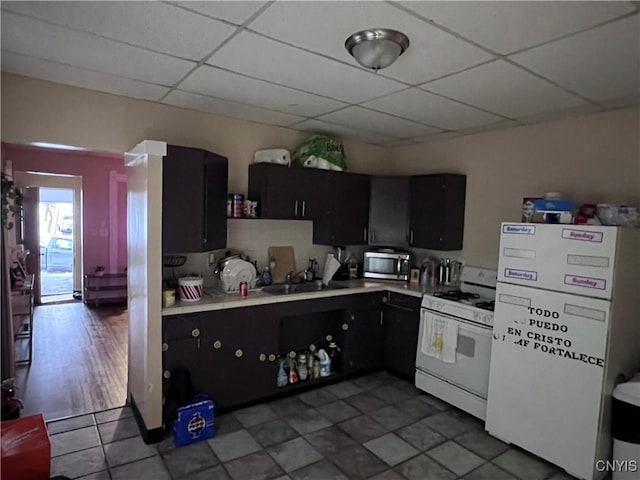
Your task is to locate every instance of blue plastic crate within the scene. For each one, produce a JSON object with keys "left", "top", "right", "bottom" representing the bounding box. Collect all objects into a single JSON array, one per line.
[{"left": 172, "top": 396, "right": 215, "bottom": 447}]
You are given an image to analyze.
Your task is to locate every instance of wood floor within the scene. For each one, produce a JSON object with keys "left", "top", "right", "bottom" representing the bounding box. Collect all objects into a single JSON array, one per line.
[{"left": 14, "top": 301, "right": 128, "bottom": 421}]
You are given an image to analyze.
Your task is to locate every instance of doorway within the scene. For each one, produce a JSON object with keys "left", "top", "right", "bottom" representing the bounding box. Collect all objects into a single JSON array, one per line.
[
  {"left": 14, "top": 172, "right": 82, "bottom": 304},
  {"left": 39, "top": 188, "right": 74, "bottom": 302}
]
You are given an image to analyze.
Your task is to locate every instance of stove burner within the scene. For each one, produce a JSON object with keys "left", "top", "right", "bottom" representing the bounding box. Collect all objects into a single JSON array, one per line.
[
  {"left": 433, "top": 290, "right": 481, "bottom": 301},
  {"left": 474, "top": 301, "right": 495, "bottom": 312}
]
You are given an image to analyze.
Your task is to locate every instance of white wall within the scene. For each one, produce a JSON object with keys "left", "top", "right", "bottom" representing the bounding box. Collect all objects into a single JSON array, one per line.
[{"left": 390, "top": 108, "right": 640, "bottom": 268}]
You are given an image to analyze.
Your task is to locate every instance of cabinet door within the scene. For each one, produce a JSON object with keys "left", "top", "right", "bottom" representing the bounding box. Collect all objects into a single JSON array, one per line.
[
  {"left": 163, "top": 146, "right": 205, "bottom": 253},
  {"left": 383, "top": 294, "right": 421, "bottom": 379},
  {"left": 295, "top": 168, "right": 330, "bottom": 220},
  {"left": 313, "top": 172, "right": 369, "bottom": 245},
  {"left": 199, "top": 309, "right": 279, "bottom": 409},
  {"left": 203, "top": 152, "right": 228, "bottom": 251},
  {"left": 409, "top": 174, "right": 466, "bottom": 250},
  {"left": 248, "top": 164, "right": 297, "bottom": 219},
  {"left": 248, "top": 164, "right": 329, "bottom": 220},
  {"left": 343, "top": 308, "right": 383, "bottom": 373},
  {"left": 368, "top": 176, "right": 410, "bottom": 247}
]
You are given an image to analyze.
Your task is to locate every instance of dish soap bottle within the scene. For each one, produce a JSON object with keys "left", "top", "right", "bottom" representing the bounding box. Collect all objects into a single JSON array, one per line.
[
  {"left": 276, "top": 358, "right": 287, "bottom": 387},
  {"left": 262, "top": 265, "right": 272, "bottom": 286}
]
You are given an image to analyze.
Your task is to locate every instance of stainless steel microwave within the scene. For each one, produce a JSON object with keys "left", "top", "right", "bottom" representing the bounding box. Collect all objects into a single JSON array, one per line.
[{"left": 363, "top": 250, "right": 412, "bottom": 281}]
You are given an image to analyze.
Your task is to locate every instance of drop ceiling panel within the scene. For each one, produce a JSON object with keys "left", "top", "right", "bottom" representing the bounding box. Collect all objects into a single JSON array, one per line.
[
  {"left": 363, "top": 88, "right": 504, "bottom": 131},
  {"left": 170, "top": 1, "right": 269, "bottom": 26},
  {"left": 424, "top": 60, "right": 589, "bottom": 119},
  {"left": 179, "top": 65, "right": 347, "bottom": 117},
  {"left": 511, "top": 15, "right": 640, "bottom": 103},
  {"left": 1, "top": 1, "right": 237, "bottom": 61},
  {"left": 316, "top": 106, "right": 441, "bottom": 138},
  {"left": 294, "top": 119, "right": 395, "bottom": 145},
  {"left": 207, "top": 31, "right": 405, "bottom": 104},
  {"left": 1, "top": 51, "right": 170, "bottom": 101},
  {"left": 1, "top": 12, "right": 195, "bottom": 85},
  {"left": 164, "top": 90, "right": 305, "bottom": 127},
  {"left": 401, "top": 1, "right": 635, "bottom": 54},
  {"left": 249, "top": 1, "right": 494, "bottom": 84}
]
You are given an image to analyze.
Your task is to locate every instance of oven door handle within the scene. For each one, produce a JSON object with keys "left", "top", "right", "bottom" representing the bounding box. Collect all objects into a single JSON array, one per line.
[{"left": 421, "top": 309, "right": 492, "bottom": 333}]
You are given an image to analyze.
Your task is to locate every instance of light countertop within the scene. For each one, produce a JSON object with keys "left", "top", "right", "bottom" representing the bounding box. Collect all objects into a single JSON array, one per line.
[{"left": 162, "top": 279, "right": 447, "bottom": 316}]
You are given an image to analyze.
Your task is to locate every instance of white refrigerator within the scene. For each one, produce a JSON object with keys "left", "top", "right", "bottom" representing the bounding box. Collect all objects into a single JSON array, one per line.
[{"left": 486, "top": 223, "right": 640, "bottom": 480}]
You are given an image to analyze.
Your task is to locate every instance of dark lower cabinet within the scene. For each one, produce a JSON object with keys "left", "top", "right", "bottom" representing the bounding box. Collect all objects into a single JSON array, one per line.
[
  {"left": 382, "top": 293, "right": 421, "bottom": 379},
  {"left": 162, "top": 292, "right": 388, "bottom": 412},
  {"left": 343, "top": 308, "right": 383, "bottom": 373},
  {"left": 162, "top": 311, "right": 278, "bottom": 410},
  {"left": 162, "top": 145, "right": 228, "bottom": 253}
]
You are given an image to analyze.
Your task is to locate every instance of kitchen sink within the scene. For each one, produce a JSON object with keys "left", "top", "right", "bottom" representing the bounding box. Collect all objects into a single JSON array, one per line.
[{"left": 262, "top": 281, "right": 347, "bottom": 295}]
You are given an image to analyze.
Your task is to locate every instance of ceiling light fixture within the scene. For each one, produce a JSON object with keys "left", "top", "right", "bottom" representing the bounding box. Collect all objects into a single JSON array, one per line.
[{"left": 345, "top": 28, "right": 409, "bottom": 71}]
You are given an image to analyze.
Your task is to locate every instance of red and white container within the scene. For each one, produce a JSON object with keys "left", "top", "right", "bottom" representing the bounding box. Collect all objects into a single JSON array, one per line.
[{"left": 178, "top": 277, "right": 203, "bottom": 302}]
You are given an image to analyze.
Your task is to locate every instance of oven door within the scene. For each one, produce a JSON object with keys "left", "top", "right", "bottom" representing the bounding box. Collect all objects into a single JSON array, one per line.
[{"left": 416, "top": 309, "right": 492, "bottom": 399}]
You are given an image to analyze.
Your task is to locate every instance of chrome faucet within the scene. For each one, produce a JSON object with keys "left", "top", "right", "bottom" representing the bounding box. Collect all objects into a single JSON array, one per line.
[{"left": 286, "top": 270, "right": 305, "bottom": 284}]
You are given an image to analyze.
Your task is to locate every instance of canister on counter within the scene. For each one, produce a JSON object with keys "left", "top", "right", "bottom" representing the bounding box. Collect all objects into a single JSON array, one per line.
[
  {"left": 240, "top": 281, "right": 248, "bottom": 297},
  {"left": 163, "top": 288, "right": 176, "bottom": 307}
]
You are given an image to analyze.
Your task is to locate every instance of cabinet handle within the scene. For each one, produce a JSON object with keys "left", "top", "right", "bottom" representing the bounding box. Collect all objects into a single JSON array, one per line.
[
  {"left": 364, "top": 227, "right": 368, "bottom": 242},
  {"left": 235, "top": 349, "right": 243, "bottom": 358},
  {"left": 371, "top": 229, "right": 375, "bottom": 242},
  {"left": 302, "top": 200, "right": 306, "bottom": 217},
  {"left": 410, "top": 229, "right": 414, "bottom": 245},
  {"left": 294, "top": 200, "right": 298, "bottom": 217},
  {"left": 259, "top": 353, "right": 266, "bottom": 362},
  {"left": 213, "top": 340, "right": 222, "bottom": 349},
  {"left": 342, "top": 323, "right": 349, "bottom": 331}
]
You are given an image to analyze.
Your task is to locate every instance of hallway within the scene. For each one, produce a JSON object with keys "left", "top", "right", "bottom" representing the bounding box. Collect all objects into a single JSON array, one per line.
[{"left": 15, "top": 301, "right": 128, "bottom": 421}]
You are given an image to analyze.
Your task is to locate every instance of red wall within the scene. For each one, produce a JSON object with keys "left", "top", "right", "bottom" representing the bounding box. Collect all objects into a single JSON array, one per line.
[{"left": 2, "top": 142, "right": 127, "bottom": 273}]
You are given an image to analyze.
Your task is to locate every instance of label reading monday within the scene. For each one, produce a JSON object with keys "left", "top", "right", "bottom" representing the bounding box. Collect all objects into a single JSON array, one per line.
[{"left": 499, "top": 311, "right": 604, "bottom": 367}]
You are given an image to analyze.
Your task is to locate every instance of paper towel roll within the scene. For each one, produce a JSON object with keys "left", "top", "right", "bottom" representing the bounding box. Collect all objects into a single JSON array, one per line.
[{"left": 322, "top": 254, "right": 341, "bottom": 286}]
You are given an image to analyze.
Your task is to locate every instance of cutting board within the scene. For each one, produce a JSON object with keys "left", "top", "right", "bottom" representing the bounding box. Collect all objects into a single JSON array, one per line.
[{"left": 268, "top": 246, "right": 296, "bottom": 284}]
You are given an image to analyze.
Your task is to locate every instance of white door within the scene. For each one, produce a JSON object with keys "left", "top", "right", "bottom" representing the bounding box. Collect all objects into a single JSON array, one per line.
[
  {"left": 486, "top": 282, "right": 611, "bottom": 480},
  {"left": 497, "top": 223, "right": 618, "bottom": 299}
]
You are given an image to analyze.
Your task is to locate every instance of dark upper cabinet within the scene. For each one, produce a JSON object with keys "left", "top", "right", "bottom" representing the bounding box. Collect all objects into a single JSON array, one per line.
[
  {"left": 409, "top": 174, "right": 466, "bottom": 250},
  {"left": 162, "top": 145, "right": 228, "bottom": 253},
  {"left": 368, "top": 176, "right": 411, "bottom": 247},
  {"left": 313, "top": 172, "right": 370, "bottom": 246},
  {"left": 383, "top": 292, "right": 421, "bottom": 379},
  {"left": 248, "top": 163, "right": 330, "bottom": 220}
]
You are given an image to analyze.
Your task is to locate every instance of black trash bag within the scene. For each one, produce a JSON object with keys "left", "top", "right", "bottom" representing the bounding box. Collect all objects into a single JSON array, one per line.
[{"left": 162, "top": 369, "right": 194, "bottom": 429}]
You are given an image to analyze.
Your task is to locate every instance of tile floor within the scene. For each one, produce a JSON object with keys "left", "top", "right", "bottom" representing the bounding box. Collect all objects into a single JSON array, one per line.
[{"left": 47, "top": 371, "right": 577, "bottom": 480}]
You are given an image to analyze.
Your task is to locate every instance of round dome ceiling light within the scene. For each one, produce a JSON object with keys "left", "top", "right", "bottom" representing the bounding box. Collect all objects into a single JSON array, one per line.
[{"left": 345, "top": 28, "right": 410, "bottom": 71}]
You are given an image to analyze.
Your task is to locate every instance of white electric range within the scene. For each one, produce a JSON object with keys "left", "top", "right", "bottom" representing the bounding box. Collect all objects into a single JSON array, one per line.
[{"left": 416, "top": 266, "right": 497, "bottom": 420}]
